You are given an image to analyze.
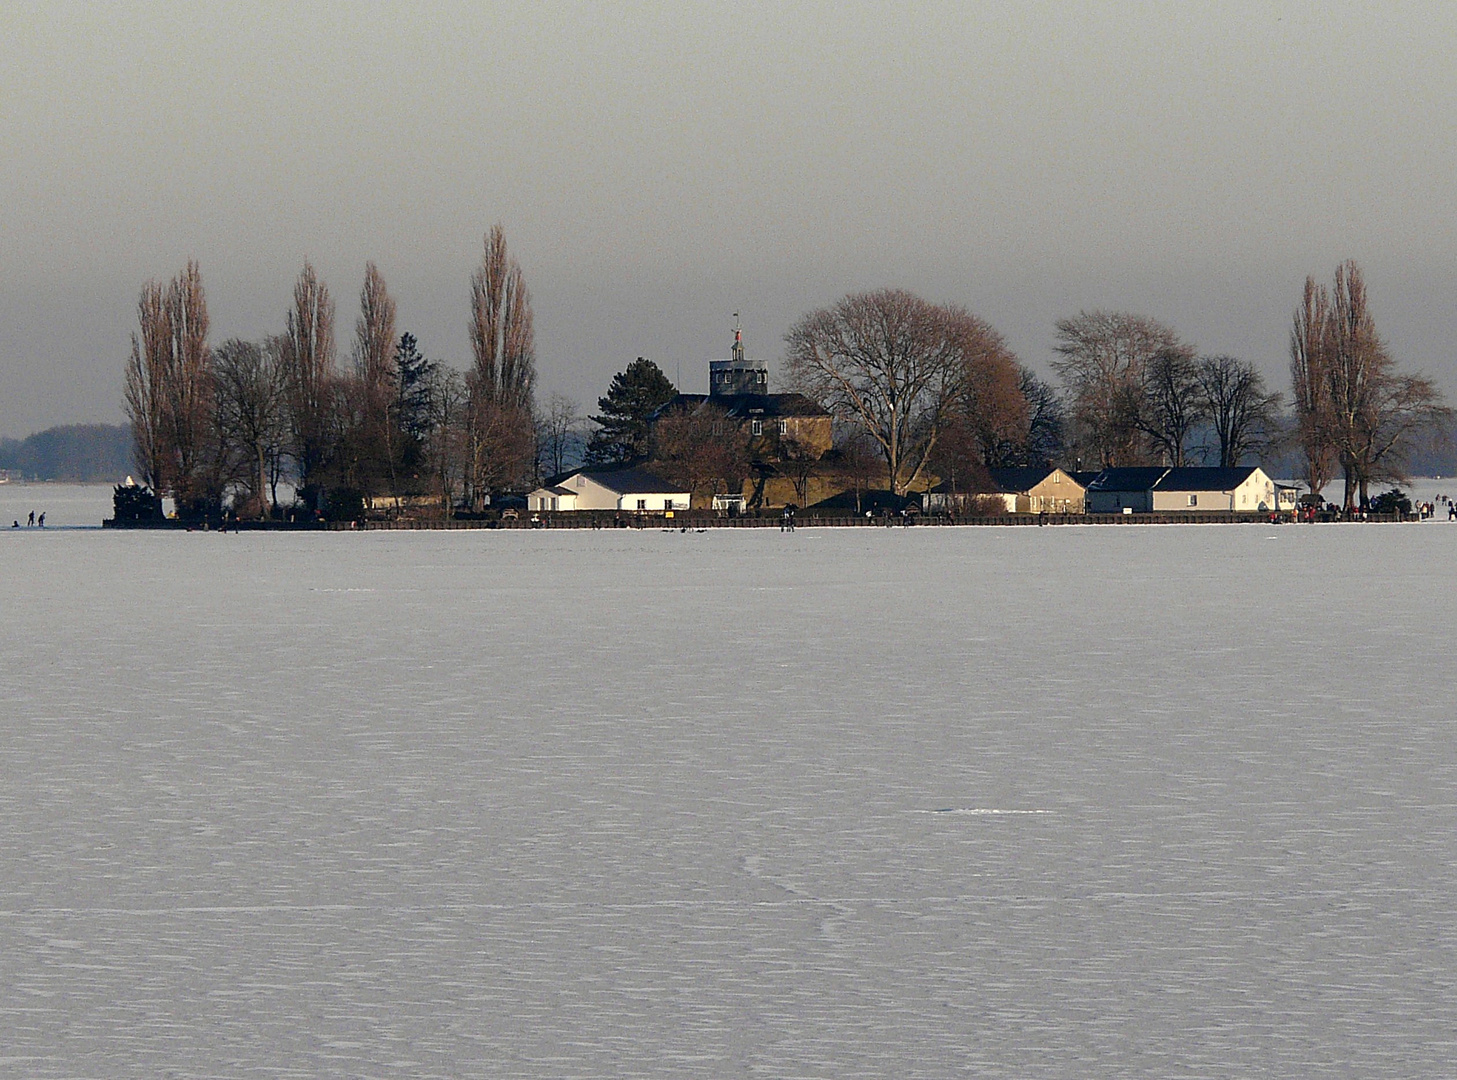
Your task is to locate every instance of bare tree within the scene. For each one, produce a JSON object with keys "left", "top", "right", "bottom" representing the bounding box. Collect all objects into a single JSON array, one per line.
[
  {"left": 829, "top": 425, "right": 886, "bottom": 513},
  {"left": 1198, "top": 355, "right": 1281, "bottom": 468},
  {"left": 1290, "top": 262, "right": 1449, "bottom": 508},
  {"left": 213, "top": 338, "right": 287, "bottom": 518},
  {"left": 784, "top": 289, "right": 966, "bottom": 495},
  {"left": 924, "top": 414, "right": 992, "bottom": 500},
  {"left": 163, "top": 261, "right": 215, "bottom": 512},
  {"left": 535, "top": 392, "right": 582, "bottom": 480},
  {"left": 1137, "top": 345, "right": 1204, "bottom": 466},
  {"left": 1350, "top": 368, "right": 1450, "bottom": 499},
  {"left": 1052, "top": 312, "right": 1186, "bottom": 467},
  {"left": 1325, "top": 261, "right": 1387, "bottom": 509},
  {"left": 121, "top": 264, "right": 215, "bottom": 511},
  {"left": 469, "top": 223, "right": 536, "bottom": 411},
  {"left": 463, "top": 395, "right": 536, "bottom": 508},
  {"left": 466, "top": 224, "right": 537, "bottom": 501},
  {"left": 351, "top": 262, "right": 398, "bottom": 489},
  {"left": 940, "top": 361, "right": 1063, "bottom": 470},
  {"left": 650, "top": 402, "right": 750, "bottom": 505},
  {"left": 279, "top": 261, "right": 337, "bottom": 503},
  {"left": 123, "top": 280, "right": 171, "bottom": 491},
  {"left": 776, "top": 431, "right": 822, "bottom": 508},
  {"left": 422, "top": 365, "right": 467, "bottom": 516},
  {"left": 1019, "top": 366, "right": 1066, "bottom": 467},
  {"left": 1289, "top": 276, "right": 1338, "bottom": 497},
  {"left": 353, "top": 263, "right": 397, "bottom": 397},
  {"left": 950, "top": 321, "right": 1029, "bottom": 467},
  {"left": 261, "top": 336, "right": 293, "bottom": 510}
]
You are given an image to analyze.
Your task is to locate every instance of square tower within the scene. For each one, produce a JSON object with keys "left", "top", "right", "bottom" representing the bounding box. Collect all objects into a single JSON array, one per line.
[{"left": 708, "top": 321, "right": 768, "bottom": 397}]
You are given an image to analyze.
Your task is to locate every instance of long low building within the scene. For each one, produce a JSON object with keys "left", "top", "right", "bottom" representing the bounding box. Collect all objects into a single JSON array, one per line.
[
  {"left": 924, "top": 466, "right": 1095, "bottom": 514},
  {"left": 1085, "top": 466, "right": 1285, "bottom": 513},
  {"left": 528, "top": 468, "right": 690, "bottom": 513}
]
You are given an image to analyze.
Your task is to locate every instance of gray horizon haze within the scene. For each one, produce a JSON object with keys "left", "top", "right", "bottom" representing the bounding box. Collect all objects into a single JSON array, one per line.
[{"left": 4, "top": 1, "right": 1456, "bottom": 436}]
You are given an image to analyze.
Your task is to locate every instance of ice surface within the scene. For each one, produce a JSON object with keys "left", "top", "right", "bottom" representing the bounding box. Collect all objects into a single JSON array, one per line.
[
  {"left": 3, "top": 522, "right": 1457, "bottom": 1077},
  {"left": 0, "top": 483, "right": 113, "bottom": 529}
]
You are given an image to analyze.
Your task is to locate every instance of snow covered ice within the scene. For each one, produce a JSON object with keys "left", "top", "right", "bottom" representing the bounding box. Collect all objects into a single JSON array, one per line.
[{"left": 3, "top": 519, "right": 1457, "bottom": 1077}]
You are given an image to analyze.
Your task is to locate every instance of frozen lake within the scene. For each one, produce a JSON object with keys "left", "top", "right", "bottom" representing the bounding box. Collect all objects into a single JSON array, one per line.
[
  {"left": 3, "top": 523, "right": 1456, "bottom": 1077},
  {"left": 0, "top": 483, "right": 115, "bottom": 529}
]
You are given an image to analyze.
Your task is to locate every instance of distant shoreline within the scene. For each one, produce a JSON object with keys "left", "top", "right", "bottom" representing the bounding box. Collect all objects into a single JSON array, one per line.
[{"left": 99, "top": 511, "right": 1429, "bottom": 531}]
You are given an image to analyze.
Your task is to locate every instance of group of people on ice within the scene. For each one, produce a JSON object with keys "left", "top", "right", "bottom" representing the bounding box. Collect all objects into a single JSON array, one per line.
[{"left": 11, "top": 510, "right": 44, "bottom": 528}]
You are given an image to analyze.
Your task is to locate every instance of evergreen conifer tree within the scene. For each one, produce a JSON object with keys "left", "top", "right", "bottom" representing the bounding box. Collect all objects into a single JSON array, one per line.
[
  {"left": 585, "top": 357, "right": 677, "bottom": 465},
  {"left": 393, "top": 334, "right": 437, "bottom": 446}
]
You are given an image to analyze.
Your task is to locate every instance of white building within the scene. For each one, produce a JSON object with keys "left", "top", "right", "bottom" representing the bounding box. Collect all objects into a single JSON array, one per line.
[
  {"left": 528, "top": 468, "right": 690, "bottom": 513},
  {"left": 1086, "top": 466, "right": 1282, "bottom": 513},
  {"left": 1274, "top": 481, "right": 1302, "bottom": 513},
  {"left": 1150, "top": 467, "right": 1279, "bottom": 512}
]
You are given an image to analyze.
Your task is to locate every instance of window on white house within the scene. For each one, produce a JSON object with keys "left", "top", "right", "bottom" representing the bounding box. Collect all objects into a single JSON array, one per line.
[
  {"left": 1188, "top": 494, "right": 1198, "bottom": 506},
  {"left": 778, "top": 419, "right": 788, "bottom": 435},
  {"left": 751, "top": 420, "right": 762, "bottom": 436}
]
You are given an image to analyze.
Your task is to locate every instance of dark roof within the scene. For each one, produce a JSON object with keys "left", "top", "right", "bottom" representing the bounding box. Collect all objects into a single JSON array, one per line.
[
  {"left": 670, "top": 392, "right": 830, "bottom": 419},
  {"left": 1068, "top": 470, "right": 1103, "bottom": 488},
  {"left": 1085, "top": 467, "right": 1170, "bottom": 492},
  {"left": 926, "top": 481, "right": 985, "bottom": 495},
  {"left": 1152, "top": 466, "right": 1259, "bottom": 492},
  {"left": 986, "top": 466, "right": 1056, "bottom": 494},
  {"left": 589, "top": 467, "right": 682, "bottom": 494},
  {"left": 554, "top": 467, "right": 682, "bottom": 494},
  {"left": 806, "top": 489, "right": 916, "bottom": 513}
]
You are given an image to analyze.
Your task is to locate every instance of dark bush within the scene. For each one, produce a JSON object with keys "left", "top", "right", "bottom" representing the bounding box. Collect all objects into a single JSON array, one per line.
[
  {"left": 112, "top": 484, "right": 164, "bottom": 523},
  {"left": 323, "top": 487, "right": 365, "bottom": 522},
  {"left": 175, "top": 492, "right": 223, "bottom": 523},
  {"left": 1369, "top": 488, "right": 1412, "bottom": 515}
]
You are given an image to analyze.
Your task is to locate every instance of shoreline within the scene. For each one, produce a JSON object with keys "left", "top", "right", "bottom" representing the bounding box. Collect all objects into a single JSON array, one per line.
[{"left": 98, "top": 510, "right": 1425, "bottom": 531}]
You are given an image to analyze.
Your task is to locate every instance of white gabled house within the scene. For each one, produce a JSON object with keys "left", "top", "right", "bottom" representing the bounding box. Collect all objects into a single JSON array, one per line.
[
  {"left": 529, "top": 484, "right": 581, "bottom": 512},
  {"left": 1086, "top": 466, "right": 1282, "bottom": 513},
  {"left": 1150, "top": 467, "right": 1279, "bottom": 512},
  {"left": 528, "top": 468, "right": 690, "bottom": 513}
]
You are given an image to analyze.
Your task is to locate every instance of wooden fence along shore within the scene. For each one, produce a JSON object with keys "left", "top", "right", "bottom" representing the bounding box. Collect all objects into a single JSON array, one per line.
[
  {"left": 348, "top": 511, "right": 1411, "bottom": 529},
  {"left": 104, "top": 510, "right": 1419, "bottom": 531}
]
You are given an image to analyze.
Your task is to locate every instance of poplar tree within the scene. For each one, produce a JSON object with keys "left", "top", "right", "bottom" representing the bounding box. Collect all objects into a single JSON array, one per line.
[
  {"left": 122, "top": 261, "right": 214, "bottom": 512},
  {"left": 1290, "top": 262, "right": 1448, "bottom": 509},
  {"left": 280, "top": 261, "right": 336, "bottom": 504},
  {"left": 348, "top": 262, "right": 398, "bottom": 492},
  {"left": 465, "top": 224, "right": 537, "bottom": 504}
]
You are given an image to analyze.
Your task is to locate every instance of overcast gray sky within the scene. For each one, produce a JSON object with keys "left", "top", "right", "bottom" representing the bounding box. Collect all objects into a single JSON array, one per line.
[{"left": 3, "top": 0, "right": 1456, "bottom": 436}]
